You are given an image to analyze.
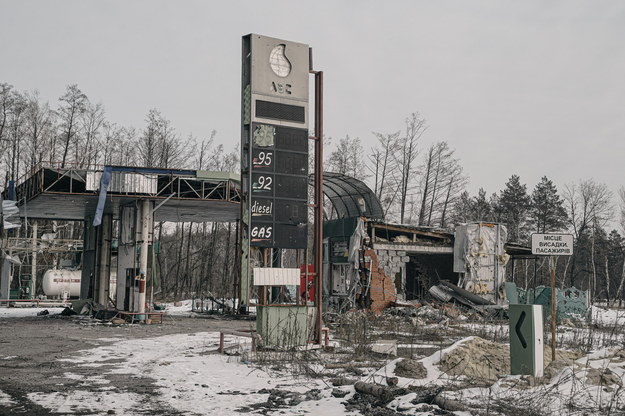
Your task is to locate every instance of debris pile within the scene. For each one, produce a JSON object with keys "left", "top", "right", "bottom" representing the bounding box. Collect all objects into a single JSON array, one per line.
[
  {"left": 438, "top": 337, "right": 508, "bottom": 383},
  {"left": 394, "top": 358, "right": 427, "bottom": 379}
]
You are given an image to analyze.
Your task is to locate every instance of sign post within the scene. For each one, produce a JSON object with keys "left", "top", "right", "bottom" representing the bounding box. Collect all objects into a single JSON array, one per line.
[
  {"left": 240, "top": 34, "right": 310, "bottom": 310},
  {"left": 531, "top": 233, "right": 574, "bottom": 361}
]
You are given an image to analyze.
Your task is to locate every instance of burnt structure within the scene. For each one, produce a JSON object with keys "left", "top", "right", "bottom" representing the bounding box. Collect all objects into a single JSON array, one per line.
[
  {"left": 1, "top": 164, "right": 240, "bottom": 312},
  {"left": 319, "top": 173, "right": 528, "bottom": 313}
]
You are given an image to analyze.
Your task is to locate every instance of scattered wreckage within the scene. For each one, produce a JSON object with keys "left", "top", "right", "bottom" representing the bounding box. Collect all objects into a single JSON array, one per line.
[{"left": 324, "top": 219, "right": 589, "bottom": 318}]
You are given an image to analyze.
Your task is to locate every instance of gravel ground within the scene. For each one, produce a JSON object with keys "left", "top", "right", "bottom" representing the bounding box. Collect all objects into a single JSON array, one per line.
[{"left": 0, "top": 310, "right": 253, "bottom": 415}]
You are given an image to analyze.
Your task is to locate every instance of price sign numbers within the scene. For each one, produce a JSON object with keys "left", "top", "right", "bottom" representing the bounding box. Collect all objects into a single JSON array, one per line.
[
  {"left": 252, "top": 174, "right": 273, "bottom": 193},
  {"left": 252, "top": 150, "right": 273, "bottom": 169}
]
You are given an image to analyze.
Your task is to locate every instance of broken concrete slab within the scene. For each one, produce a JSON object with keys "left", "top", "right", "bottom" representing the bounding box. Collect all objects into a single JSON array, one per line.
[{"left": 372, "top": 340, "right": 398, "bottom": 356}]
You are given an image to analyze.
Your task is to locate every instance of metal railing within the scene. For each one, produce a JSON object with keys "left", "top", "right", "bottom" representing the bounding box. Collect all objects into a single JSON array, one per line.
[{"left": 9, "top": 164, "right": 241, "bottom": 204}]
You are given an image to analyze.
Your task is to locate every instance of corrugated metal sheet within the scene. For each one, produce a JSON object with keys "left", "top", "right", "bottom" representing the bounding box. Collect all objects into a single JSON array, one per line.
[
  {"left": 253, "top": 267, "right": 300, "bottom": 286},
  {"left": 86, "top": 171, "right": 157, "bottom": 194}
]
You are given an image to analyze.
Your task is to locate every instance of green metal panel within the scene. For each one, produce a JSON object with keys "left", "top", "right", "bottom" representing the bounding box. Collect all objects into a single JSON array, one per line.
[
  {"left": 19, "top": 275, "right": 33, "bottom": 300},
  {"left": 504, "top": 282, "right": 519, "bottom": 304},
  {"left": 509, "top": 304, "right": 543, "bottom": 377},
  {"left": 256, "top": 305, "right": 315, "bottom": 346},
  {"left": 526, "top": 286, "right": 588, "bottom": 321},
  {"left": 557, "top": 287, "right": 588, "bottom": 318},
  {"left": 323, "top": 217, "right": 358, "bottom": 239}
]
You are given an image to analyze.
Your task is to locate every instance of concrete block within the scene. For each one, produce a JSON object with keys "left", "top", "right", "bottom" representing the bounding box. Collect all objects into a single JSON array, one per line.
[{"left": 371, "top": 340, "right": 398, "bottom": 356}]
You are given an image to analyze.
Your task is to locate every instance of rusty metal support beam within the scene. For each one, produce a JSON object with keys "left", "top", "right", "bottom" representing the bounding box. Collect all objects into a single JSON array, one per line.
[{"left": 311, "top": 69, "right": 324, "bottom": 345}]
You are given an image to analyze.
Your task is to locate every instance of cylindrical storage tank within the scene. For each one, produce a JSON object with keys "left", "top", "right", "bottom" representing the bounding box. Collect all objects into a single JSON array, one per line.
[{"left": 42, "top": 269, "right": 82, "bottom": 298}]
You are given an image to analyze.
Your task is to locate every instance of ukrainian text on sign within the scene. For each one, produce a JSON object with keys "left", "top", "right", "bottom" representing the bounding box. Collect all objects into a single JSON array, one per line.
[{"left": 531, "top": 233, "right": 574, "bottom": 256}]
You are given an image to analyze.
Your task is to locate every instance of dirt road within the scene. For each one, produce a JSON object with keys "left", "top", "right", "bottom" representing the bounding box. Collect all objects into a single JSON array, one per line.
[{"left": 0, "top": 311, "right": 253, "bottom": 415}]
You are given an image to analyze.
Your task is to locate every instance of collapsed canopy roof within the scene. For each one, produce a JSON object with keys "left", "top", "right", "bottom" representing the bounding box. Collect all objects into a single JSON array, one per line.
[{"left": 312, "top": 172, "right": 384, "bottom": 220}]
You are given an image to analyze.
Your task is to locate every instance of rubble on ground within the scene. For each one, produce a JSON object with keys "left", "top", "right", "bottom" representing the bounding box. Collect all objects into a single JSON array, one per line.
[{"left": 394, "top": 358, "right": 427, "bottom": 379}]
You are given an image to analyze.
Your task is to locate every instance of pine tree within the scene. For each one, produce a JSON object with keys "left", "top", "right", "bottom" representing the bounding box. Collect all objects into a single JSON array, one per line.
[
  {"left": 530, "top": 176, "right": 567, "bottom": 233},
  {"left": 472, "top": 188, "right": 492, "bottom": 222},
  {"left": 607, "top": 230, "right": 625, "bottom": 304},
  {"left": 495, "top": 175, "right": 530, "bottom": 242}
]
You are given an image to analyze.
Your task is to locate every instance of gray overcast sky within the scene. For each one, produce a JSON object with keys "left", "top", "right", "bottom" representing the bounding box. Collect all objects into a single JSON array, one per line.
[{"left": 1, "top": 0, "right": 624, "bottom": 198}]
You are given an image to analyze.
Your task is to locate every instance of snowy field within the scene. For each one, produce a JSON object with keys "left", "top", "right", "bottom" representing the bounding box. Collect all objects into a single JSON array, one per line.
[{"left": 1, "top": 303, "right": 624, "bottom": 415}]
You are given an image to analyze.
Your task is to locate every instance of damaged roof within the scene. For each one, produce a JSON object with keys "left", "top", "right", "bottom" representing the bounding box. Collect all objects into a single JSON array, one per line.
[{"left": 311, "top": 172, "right": 384, "bottom": 220}]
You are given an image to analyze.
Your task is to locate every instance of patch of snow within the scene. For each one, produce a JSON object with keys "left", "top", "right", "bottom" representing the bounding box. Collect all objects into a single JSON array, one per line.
[
  {"left": 0, "top": 390, "right": 16, "bottom": 405},
  {"left": 0, "top": 307, "right": 55, "bottom": 318},
  {"left": 28, "top": 390, "right": 144, "bottom": 415},
  {"left": 589, "top": 305, "right": 625, "bottom": 327},
  {"left": 161, "top": 299, "right": 194, "bottom": 315},
  {"left": 441, "top": 342, "right": 625, "bottom": 415},
  {"left": 371, "top": 336, "right": 480, "bottom": 387}
]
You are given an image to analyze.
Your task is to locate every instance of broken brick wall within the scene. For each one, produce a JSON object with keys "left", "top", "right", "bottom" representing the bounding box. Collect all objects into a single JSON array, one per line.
[{"left": 363, "top": 249, "right": 410, "bottom": 314}]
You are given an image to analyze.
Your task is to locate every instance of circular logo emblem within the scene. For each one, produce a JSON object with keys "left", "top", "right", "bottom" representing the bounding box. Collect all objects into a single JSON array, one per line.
[{"left": 269, "top": 44, "right": 291, "bottom": 77}]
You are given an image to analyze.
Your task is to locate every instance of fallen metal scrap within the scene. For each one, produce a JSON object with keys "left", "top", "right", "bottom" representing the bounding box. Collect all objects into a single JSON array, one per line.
[{"left": 429, "top": 280, "right": 494, "bottom": 308}]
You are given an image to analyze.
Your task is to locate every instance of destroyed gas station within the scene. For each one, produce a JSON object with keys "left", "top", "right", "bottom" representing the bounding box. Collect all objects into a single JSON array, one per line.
[
  {"left": 1, "top": 34, "right": 589, "bottom": 346},
  {"left": 0, "top": 158, "right": 588, "bottom": 340},
  {"left": 8, "top": 31, "right": 623, "bottom": 416}
]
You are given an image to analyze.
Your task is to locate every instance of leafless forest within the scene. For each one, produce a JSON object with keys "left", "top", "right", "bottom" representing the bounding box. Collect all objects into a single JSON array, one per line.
[{"left": 2, "top": 82, "right": 625, "bottom": 303}]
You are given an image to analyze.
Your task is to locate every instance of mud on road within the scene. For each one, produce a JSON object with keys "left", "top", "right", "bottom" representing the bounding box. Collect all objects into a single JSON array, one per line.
[{"left": 0, "top": 311, "right": 253, "bottom": 415}]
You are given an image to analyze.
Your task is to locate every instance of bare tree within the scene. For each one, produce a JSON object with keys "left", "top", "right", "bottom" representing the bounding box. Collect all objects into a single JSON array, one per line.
[
  {"left": 0, "top": 84, "right": 27, "bottom": 185},
  {"left": 195, "top": 130, "right": 217, "bottom": 170},
  {"left": 563, "top": 179, "right": 614, "bottom": 288},
  {"left": 326, "top": 135, "right": 368, "bottom": 179},
  {"left": 438, "top": 158, "right": 468, "bottom": 229},
  {"left": 78, "top": 101, "right": 106, "bottom": 168},
  {"left": 23, "top": 90, "right": 54, "bottom": 172},
  {"left": 416, "top": 141, "right": 467, "bottom": 228},
  {"left": 368, "top": 131, "right": 400, "bottom": 217},
  {"left": 118, "top": 127, "right": 138, "bottom": 166},
  {"left": 619, "top": 187, "right": 625, "bottom": 233},
  {"left": 0, "top": 83, "right": 13, "bottom": 144},
  {"left": 138, "top": 109, "right": 194, "bottom": 168},
  {"left": 564, "top": 180, "right": 613, "bottom": 238},
  {"left": 614, "top": 187, "right": 625, "bottom": 305},
  {"left": 100, "top": 122, "right": 123, "bottom": 165},
  {"left": 395, "top": 112, "right": 426, "bottom": 224},
  {"left": 58, "top": 84, "right": 88, "bottom": 168}
]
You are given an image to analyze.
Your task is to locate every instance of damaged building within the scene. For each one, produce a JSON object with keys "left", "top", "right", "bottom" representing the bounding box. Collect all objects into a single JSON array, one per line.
[{"left": 320, "top": 173, "right": 519, "bottom": 314}]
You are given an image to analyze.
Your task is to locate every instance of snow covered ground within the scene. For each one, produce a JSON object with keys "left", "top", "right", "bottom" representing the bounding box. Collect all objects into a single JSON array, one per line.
[
  {"left": 589, "top": 305, "right": 625, "bottom": 327},
  {"left": 0, "top": 306, "right": 65, "bottom": 318},
  {"left": 27, "top": 332, "right": 340, "bottom": 415},
  {"left": 1, "top": 304, "right": 624, "bottom": 415}
]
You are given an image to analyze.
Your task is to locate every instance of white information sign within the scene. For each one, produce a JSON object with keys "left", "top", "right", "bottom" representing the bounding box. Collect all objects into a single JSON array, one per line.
[{"left": 531, "top": 233, "right": 574, "bottom": 256}]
